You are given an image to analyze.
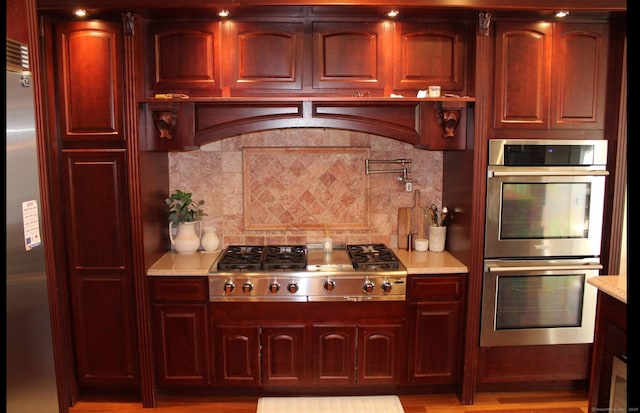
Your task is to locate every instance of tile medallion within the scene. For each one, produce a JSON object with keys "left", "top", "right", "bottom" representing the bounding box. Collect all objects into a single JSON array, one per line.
[{"left": 243, "top": 147, "right": 370, "bottom": 230}]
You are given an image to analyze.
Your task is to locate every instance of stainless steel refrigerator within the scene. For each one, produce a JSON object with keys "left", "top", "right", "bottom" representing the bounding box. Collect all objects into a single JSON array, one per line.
[{"left": 6, "top": 39, "right": 59, "bottom": 412}]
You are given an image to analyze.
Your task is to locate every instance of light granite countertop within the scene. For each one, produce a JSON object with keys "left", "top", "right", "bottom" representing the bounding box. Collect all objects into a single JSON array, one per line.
[
  {"left": 147, "top": 248, "right": 468, "bottom": 276},
  {"left": 391, "top": 249, "right": 468, "bottom": 274},
  {"left": 587, "top": 275, "right": 627, "bottom": 304}
]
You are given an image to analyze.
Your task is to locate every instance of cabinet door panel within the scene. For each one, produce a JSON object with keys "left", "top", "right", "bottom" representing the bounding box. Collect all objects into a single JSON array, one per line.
[
  {"left": 261, "top": 326, "right": 306, "bottom": 386},
  {"left": 312, "top": 325, "right": 356, "bottom": 385},
  {"left": 494, "top": 22, "right": 551, "bottom": 129},
  {"left": 214, "top": 325, "right": 260, "bottom": 385},
  {"left": 312, "top": 22, "right": 385, "bottom": 90},
  {"left": 394, "top": 22, "right": 466, "bottom": 91},
  {"left": 229, "top": 22, "right": 303, "bottom": 91},
  {"left": 71, "top": 274, "right": 137, "bottom": 383},
  {"left": 62, "top": 150, "right": 131, "bottom": 267},
  {"left": 61, "top": 150, "right": 137, "bottom": 386},
  {"left": 551, "top": 23, "right": 608, "bottom": 129},
  {"left": 409, "top": 302, "right": 461, "bottom": 384},
  {"left": 358, "top": 324, "right": 402, "bottom": 385},
  {"left": 149, "top": 21, "right": 220, "bottom": 93},
  {"left": 55, "top": 21, "right": 124, "bottom": 143},
  {"left": 153, "top": 304, "right": 209, "bottom": 385}
]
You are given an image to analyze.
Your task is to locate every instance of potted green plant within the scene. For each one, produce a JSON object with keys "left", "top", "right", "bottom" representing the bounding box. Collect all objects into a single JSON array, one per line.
[
  {"left": 165, "top": 189, "right": 207, "bottom": 254},
  {"left": 165, "top": 189, "right": 206, "bottom": 224}
]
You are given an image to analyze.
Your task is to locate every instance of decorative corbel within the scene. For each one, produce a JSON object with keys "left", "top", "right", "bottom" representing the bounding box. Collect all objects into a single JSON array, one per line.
[
  {"left": 478, "top": 11, "right": 492, "bottom": 37},
  {"left": 123, "top": 12, "right": 134, "bottom": 36},
  {"left": 153, "top": 109, "right": 177, "bottom": 139},
  {"left": 438, "top": 101, "right": 464, "bottom": 139}
]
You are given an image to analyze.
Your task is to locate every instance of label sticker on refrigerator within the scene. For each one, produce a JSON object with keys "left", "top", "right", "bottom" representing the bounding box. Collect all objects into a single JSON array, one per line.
[{"left": 22, "top": 200, "right": 42, "bottom": 250}]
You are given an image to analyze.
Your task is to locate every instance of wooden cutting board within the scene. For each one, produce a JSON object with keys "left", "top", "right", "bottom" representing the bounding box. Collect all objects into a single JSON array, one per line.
[
  {"left": 398, "top": 190, "right": 423, "bottom": 249},
  {"left": 411, "top": 190, "right": 425, "bottom": 239},
  {"left": 397, "top": 207, "right": 412, "bottom": 249}
]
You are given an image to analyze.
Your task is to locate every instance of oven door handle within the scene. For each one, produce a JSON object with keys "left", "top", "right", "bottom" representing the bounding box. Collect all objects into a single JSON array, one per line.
[
  {"left": 486, "top": 263, "right": 603, "bottom": 272},
  {"left": 489, "top": 169, "right": 609, "bottom": 177}
]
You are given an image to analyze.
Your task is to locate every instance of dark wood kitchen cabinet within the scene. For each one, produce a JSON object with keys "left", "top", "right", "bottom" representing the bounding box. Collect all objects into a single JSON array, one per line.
[
  {"left": 407, "top": 275, "right": 464, "bottom": 385},
  {"left": 588, "top": 291, "right": 627, "bottom": 410},
  {"left": 393, "top": 22, "right": 467, "bottom": 93},
  {"left": 312, "top": 21, "right": 387, "bottom": 92},
  {"left": 49, "top": 19, "right": 140, "bottom": 394},
  {"left": 150, "top": 277, "right": 210, "bottom": 386},
  {"left": 210, "top": 302, "right": 404, "bottom": 389},
  {"left": 493, "top": 21, "right": 608, "bottom": 137},
  {"left": 312, "top": 323, "right": 402, "bottom": 386},
  {"left": 147, "top": 21, "right": 221, "bottom": 96},
  {"left": 261, "top": 325, "right": 307, "bottom": 386},
  {"left": 213, "top": 325, "right": 261, "bottom": 386},
  {"left": 227, "top": 21, "right": 304, "bottom": 93}
]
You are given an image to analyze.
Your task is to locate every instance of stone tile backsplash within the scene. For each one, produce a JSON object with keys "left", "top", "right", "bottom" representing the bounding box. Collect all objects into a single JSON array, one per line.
[{"left": 169, "top": 128, "right": 442, "bottom": 248}]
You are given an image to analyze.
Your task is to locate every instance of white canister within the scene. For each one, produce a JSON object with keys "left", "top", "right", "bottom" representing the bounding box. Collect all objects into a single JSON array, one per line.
[{"left": 414, "top": 238, "right": 429, "bottom": 251}]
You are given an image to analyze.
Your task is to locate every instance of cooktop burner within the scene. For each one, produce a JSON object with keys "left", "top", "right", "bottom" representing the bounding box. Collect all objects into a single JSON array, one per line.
[
  {"left": 263, "top": 245, "right": 307, "bottom": 270},
  {"left": 347, "top": 244, "right": 401, "bottom": 270},
  {"left": 217, "top": 245, "right": 307, "bottom": 271}
]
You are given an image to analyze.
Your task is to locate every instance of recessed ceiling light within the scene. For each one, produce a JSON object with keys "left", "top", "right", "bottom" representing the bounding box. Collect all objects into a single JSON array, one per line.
[
  {"left": 555, "top": 10, "right": 569, "bottom": 17},
  {"left": 386, "top": 10, "right": 399, "bottom": 18},
  {"left": 74, "top": 8, "right": 88, "bottom": 17},
  {"left": 218, "top": 9, "right": 230, "bottom": 17}
]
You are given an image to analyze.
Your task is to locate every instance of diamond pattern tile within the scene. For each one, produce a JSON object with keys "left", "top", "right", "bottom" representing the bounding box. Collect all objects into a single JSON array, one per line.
[{"left": 243, "top": 147, "right": 370, "bottom": 230}]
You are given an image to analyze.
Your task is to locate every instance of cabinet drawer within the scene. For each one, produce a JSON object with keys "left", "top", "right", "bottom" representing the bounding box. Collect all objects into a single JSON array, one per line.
[
  {"left": 409, "top": 276, "right": 463, "bottom": 301},
  {"left": 150, "top": 277, "right": 207, "bottom": 302}
]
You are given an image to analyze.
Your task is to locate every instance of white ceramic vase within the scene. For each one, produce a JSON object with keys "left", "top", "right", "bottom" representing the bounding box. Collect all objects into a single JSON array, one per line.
[
  {"left": 201, "top": 225, "right": 220, "bottom": 252},
  {"left": 169, "top": 221, "right": 201, "bottom": 254}
]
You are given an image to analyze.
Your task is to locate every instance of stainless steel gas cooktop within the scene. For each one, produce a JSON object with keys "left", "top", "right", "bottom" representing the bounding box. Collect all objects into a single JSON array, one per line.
[{"left": 208, "top": 243, "right": 407, "bottom": 302}]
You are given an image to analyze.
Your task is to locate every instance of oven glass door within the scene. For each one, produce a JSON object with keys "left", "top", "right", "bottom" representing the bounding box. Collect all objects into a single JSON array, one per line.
[
  {"left": 485, "top": 171, "right": 606, "bottom": 258},
  {"left": 481, "top": 259, "right": 600, "bottom": 347}
]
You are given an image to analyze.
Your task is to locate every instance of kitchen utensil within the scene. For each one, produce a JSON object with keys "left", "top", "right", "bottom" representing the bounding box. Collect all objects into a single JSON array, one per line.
[
  {"left": 397, "top": 207, "right": 411, "bottom": 249},
  {"left": 411, "top": 190, "right": 425, "bottom": 238},
  {"left": 407, "top": 233, "right": 414, "bottom": 251},
  {"left": 440, "top": 206, "right": 449, "bottom": 227}
]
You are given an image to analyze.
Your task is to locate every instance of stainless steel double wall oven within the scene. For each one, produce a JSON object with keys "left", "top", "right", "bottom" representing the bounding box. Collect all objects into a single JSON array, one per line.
[{"left": 481, "top": 139, "right": 608, "bottom": 346}]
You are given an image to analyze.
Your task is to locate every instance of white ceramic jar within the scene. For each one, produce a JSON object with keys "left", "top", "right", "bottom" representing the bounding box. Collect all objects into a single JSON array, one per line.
[{"left": 201, "top": 225, "right": 220, "bottom": 252}]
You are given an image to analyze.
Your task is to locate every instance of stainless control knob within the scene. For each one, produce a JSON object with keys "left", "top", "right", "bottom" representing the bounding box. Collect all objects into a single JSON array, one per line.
[
  {"left": 287, "top": 281, "right": 299, "bottom": 294},
  {"left": 269, "top": 282, "right": 281, "bottom": 294},
  {"left": 323, "top": 279, "right": 336, "bottom": 292},
  {"left": 242, "top": 281, "right": 253, "bottom": 294},
  {"left": 381, "top": 280, "right": 393, "bottom": 294},
  {"left": 223, "top": 280, "right": 235, "bottom": 294},
  {"left": 363, "top": 279, "right": 375, "bottom": 294}
]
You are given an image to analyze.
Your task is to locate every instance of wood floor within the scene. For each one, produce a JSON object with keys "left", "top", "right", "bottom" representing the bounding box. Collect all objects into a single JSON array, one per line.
[{"left": 68, "top": 390, "right": 589, "bottom": 413}]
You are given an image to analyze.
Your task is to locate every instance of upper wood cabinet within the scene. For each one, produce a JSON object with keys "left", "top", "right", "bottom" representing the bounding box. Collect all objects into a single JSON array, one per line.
[
  {"left": 393, "top": 22, "right": 467, "bottom": 93},
  {"left": 148, "top": 21, "right": 221, "bottom": 96},
  {"left": 493, "top": 21, "right": 608, "bottom": 135},
  {"left": 311, "top": 21, "right": 387, "bottom": 91},
  {"left": 54, "top": 21, "right": 125, "bottom": 144},
  {"left": 227, "top": 21, "right": 304, "bottom": 93}
]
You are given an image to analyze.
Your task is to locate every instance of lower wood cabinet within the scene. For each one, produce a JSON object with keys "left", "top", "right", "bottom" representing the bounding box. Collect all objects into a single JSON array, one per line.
[
  {"left": 210, "top": 302, "right": 405, "bottom": 389},
  {"left": 149, "top": 283, "right": 463, "bottom": 392},
  {"left": 407, "top": 275, "right": 465, "bottom": 385},
  {"left": 150, "top": 278, "right": 210, "bottom": 386},
  {"left": 212, "top": 321, "right": 402, "bottom": 388}
]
